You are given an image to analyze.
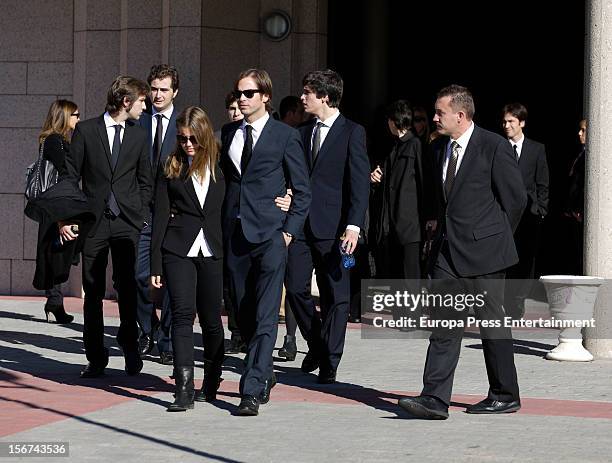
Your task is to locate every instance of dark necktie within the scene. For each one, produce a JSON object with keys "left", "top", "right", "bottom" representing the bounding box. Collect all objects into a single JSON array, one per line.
[
  {"left": 152, "top": 114, "right": 163, "bottom": 171},
  {"left": 513, "top": 144, "right": 519, "bottom": 162},
  {"left": 444, "top": 141, "right": 459, "bottom": 198},
  {"left": 241, "top": 124, "right": 253, "bottom": 174},
  {"left": 311, "top": 121, "right": 323, "bottom": 163},
  {"left": 107, "top": 124, "right": 122, "bottom": 216}
]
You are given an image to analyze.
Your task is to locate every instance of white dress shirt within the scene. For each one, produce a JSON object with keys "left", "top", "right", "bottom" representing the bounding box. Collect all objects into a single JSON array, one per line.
[
  {"left": 509, "top": 135, "right": 525, "bottom": 160},
  {"left": 228, "top": 112, "right": 270, "bottom": 175},
  {"left": 442, "top": 121, "right": 475, "bottom": 182},
  {"left": 312, "top": 110, "right": 360, "bottom": 235},
  {"left": 103, "top": 112, "right": 125, "bottom": 150},
  {"left": 151, "top": 105, "right": 174, "bottom": 144},
  {"left": 186, "top": 164, "right": 214, "bottom": 257}
]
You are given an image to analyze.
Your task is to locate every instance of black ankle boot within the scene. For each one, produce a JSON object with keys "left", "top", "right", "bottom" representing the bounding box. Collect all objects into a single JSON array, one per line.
[
  {"left": 195, "top": 360, "right": 222, "bottom": 402},
  {"left": 44, "top": 303, "right": 74, "bottom": 324},
  {"left": 278, "top": 335, "right": 297, "bottom": 361},
  {"left": 167, "top": 366, "right": 194, "bottom": 412}
]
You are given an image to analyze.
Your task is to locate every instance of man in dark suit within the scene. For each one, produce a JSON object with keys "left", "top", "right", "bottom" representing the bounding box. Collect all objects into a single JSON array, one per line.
[
  {"left": 502, "top": 103, "right": 549, "bottom": 319},
  {"left": 285, "top": 69, "right": 370, "bottom": 384},
  {"left": 398, "top": 85, "right": 527, "bottom": 419},
  {"left": 135, "top": 64, "right": 180, "bottom": 364},
  {"left": 59, "top": 76, "right": 153, "bottom": 378},
  {"left": 221, "top": 69, "right": 311, "bottom": 416}
]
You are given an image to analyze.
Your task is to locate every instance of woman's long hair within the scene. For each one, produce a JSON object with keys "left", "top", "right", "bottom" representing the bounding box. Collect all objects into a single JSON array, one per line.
[
  {"left": 38, "top": 99, "right": 78, "bottom": 143},
  {"left": 165, "top": 106, "right": 219, "bottom": 182}
]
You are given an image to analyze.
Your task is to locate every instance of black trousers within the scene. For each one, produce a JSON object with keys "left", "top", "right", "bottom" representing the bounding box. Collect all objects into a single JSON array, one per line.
[
  {"left": 81, "top": 215, "right": 140, "bottom": 365},
  {"left": 163, "top": 252, "right": 224, "bottom": 372},
  {"left": 226, "top": 221, "right": 287, "bottom": 398},
  {"left": 421, "top": 242, "right": 520, "bottom": 406},
  {"left": 285, "top": 236, "right": 350, "bottom": 373},
  {"left": 505, "top": 212, "right": 542, "bottom": 313}
]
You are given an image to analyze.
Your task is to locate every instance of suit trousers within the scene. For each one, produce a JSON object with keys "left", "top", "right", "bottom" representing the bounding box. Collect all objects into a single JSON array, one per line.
[
  {"left": 135, "top": 222, "right": 171, "bottom": 352},
  {"left": 226, "top": 221, "right": 287, "bottom": 398},
  {"left": 82, "top": 214, "right": 140, "bottom": 364},
  {"left": 505, "top": 212, "right": 542, "bottom": 314},
  {"left": 421, "top": 241, "right": 520, "bottom": 406},
  {"left": 285, "top": 237, "right": 350, "bottom": 373},
  {"left": 162, "top": 252, "right": 224, "bottom": 370}
]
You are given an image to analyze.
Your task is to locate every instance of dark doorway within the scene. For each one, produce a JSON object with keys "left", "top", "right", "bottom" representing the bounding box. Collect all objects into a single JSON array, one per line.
[{"left": 328, "top": 0, "right": 586, "bottom": 276}]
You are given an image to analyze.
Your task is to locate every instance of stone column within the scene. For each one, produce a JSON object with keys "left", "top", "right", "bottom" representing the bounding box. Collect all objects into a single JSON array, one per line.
[{"left": 583, "top": 0, "right": 612, "bottom": 358}]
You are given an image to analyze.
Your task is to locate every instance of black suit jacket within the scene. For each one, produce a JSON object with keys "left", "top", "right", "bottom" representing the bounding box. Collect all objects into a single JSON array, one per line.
[
  {"left": 61, "top": 115, "right": 153, "bottom": 233},
  {"left": 516, "top": 137, "right": 549, "bottom": 217},
  {"left": 139, "top": 109, "right": 179, "bottom": 176},
  {"left": 375, "top": 132, "right": 437, "bottom": 245},
  {"left": 298, "top": 114, "right": 370, "bottom": 240},
  {"left": 220, "top": 117, "right": 311, "bottom": 244},
  {"left": 431, "top": 125, "right": 527, "bottom": 277},
  {"left": 150, "top": 163, "right": 225, "bottom": 275}
]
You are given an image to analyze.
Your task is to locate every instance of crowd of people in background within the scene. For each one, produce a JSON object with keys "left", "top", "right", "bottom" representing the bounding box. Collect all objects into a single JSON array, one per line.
[{"left": 27, "top": 63, "right": 587, "bottom": 419}]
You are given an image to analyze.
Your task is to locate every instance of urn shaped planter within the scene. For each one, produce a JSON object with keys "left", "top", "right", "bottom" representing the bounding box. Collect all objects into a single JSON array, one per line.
[{"left": 539, "top": 275, "right": 604, "bottom": 362}]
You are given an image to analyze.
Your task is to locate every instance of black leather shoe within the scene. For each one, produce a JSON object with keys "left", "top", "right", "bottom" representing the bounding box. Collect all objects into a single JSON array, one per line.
[
  {"left": 278, "top": 335, "right": 297, "bottom": 361},
  {"left": 44, "top": 303, "right": 74, "bottom": 324},
  {"left": 398, "top": 395, "right": 449, "bottom": 420},
  {"left": 348, "top": 315, "right": 361, "bottom": 324},
  {"left": 194, "top": 376, "right": 223, "bottom": 402},
  {"left": 159, "top": 351, "right": 174, "bottom": 365},
  {"left": 138, "top": 333, "right": 155, "bottom": 356},
  {"left": 225, "top": 335, "right": 247, "bottom": 354},
  {"left": 465, "top": 398, "right": 521, "bottom": 414},
  {"left": 238, "top": 395, "right": 259, "bottom": 416},
  {"left": 301, "top": 351, "right": 320, "bottom": 373},
  {"left": 80, "top": 362, "right": 106, "bottom": 378},
  {"left": 259, "top": 373, "right": 277, "bottom": 404},
  {"left": 124, "top": 348, "right": 144, "bottom": 375},
  {"left": 317, "top": 369, "right": 336, "bottom": 384}
]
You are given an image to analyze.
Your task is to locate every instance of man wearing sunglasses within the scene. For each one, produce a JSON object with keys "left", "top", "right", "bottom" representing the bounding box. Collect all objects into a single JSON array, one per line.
[
  {"left": 134, "top": 64, "right": 181, "bottom": 366},
  {"left": 220, "top": 68, "right": 311, "bottom": 416}
]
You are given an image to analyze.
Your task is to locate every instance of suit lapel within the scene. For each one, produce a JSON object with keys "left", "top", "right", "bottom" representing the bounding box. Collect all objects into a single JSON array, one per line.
[
  {"left": 140, "top": 113, "right": 153, "bottom": 161},
  {"left": 95, "top": 116, "right": 113, "bottom": 169},
  {"left": 160, "top": 109, "right": 178, "bottom": 160},
  {"left": 244, "top": 117, "right": 273, "bottom": 177},
  {"left": 181, "top": 165, "right": 205, "bottom": 215},
  {"left": 448, "top": 127, "right": 480, "bottom": 199},
  {"left": 313, "top": 114, "right": 346, "bottom": 170},
  {"left": 222, "top": 122, "right": 242, "bottom": 178},
  {"left": 302, "top": 120, "right": 316, "bottom": 172},
  {"left": 115, "top": 121, "right": 137, "bottom": 175}
]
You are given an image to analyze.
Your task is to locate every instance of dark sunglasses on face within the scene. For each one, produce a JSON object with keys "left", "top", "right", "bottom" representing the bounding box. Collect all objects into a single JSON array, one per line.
[
  {"left": 232, "top": 89, "right": 261, "bottom": 99},
  {"left": 177, "top": 135, "right": 198, "bottom": 145},
  {"left": 71, "top": 112, "right": 80, "bottom": 118}
]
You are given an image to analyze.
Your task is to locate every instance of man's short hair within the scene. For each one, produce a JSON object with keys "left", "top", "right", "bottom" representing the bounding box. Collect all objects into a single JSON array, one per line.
[
  {"left": 105, "top": 75, "right": 150, "bottom": 115},
  {"left": 385, "top": 100, "right": 413, "bottom": 132},
  {"left": 437, "top": 84, "right": 475, "bottom": 120},
  {"left": 302, "top": 69, "right": 343, "bottom": 108},
  {"left": 224, "top": 92, "right": 238, "bottom": 108},
  {"left": 502, "top": 102, "right": 528, "bottom": 122},
  {"left": 147, "top": 64, "right": 179, "bottom": 91},
  {"left": 279, "top": 96, "right": 301, "bottom": 120}
]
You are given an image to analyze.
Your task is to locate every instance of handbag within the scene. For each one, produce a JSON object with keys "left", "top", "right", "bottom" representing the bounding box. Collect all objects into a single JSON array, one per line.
[{"left": 25, "top": 137, "right": 59, "bottom": 200}]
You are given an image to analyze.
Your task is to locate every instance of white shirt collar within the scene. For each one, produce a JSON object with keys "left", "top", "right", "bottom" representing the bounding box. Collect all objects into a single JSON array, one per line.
[
  {"left": 511, "top": 134, "right": 525, "bottom": 149},
  {"left": 316, "top": 109, "right": 341, "bottom": 128},
  {"left": 451, "top": 121, "right": 475, "bottom": 149},
  {"left": 104, "top": 111, "right": 125, "bottom": 129},
  {"left": 152, "top": 105, "right": 174, "bottom": 120},
  {"left": 242, "top": 112, "right": 270, "bottom": 133}
]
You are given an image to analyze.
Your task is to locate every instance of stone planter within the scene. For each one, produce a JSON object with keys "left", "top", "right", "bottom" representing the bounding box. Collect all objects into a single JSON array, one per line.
[{"left": 540, "top": 275, "right": 604, "bottom": 361}]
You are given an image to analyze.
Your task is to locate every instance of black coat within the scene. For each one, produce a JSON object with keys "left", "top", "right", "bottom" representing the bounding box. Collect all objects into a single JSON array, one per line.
[
  {"left": 60, "top": 115, "right": 153, "bottom": 234},
  {"left": 518, "top": 138, "right": 549, "bottom": 217},
  {"left": 374, "top": 132, "right": 437, "bottom": 246},
  {"left": 151, "top": 163, "right": 225, "bottom": 276},
  {"left": 25, "top": 180, "right": 95, "bottom": 290},
  {"left": 430, "top": 125, "right": 527, "bottom": 277}
]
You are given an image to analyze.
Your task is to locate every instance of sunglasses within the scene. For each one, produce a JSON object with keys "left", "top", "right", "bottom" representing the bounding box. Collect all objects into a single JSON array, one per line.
[
  {"left": 177, "top": 135, "right": 198, "bottom": 145},
  {"left": 232, "top": 89, "right": 261, "bottom": 99},
  {"left": 71, "top": 112, "right": 81, "bottom": 118}
]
